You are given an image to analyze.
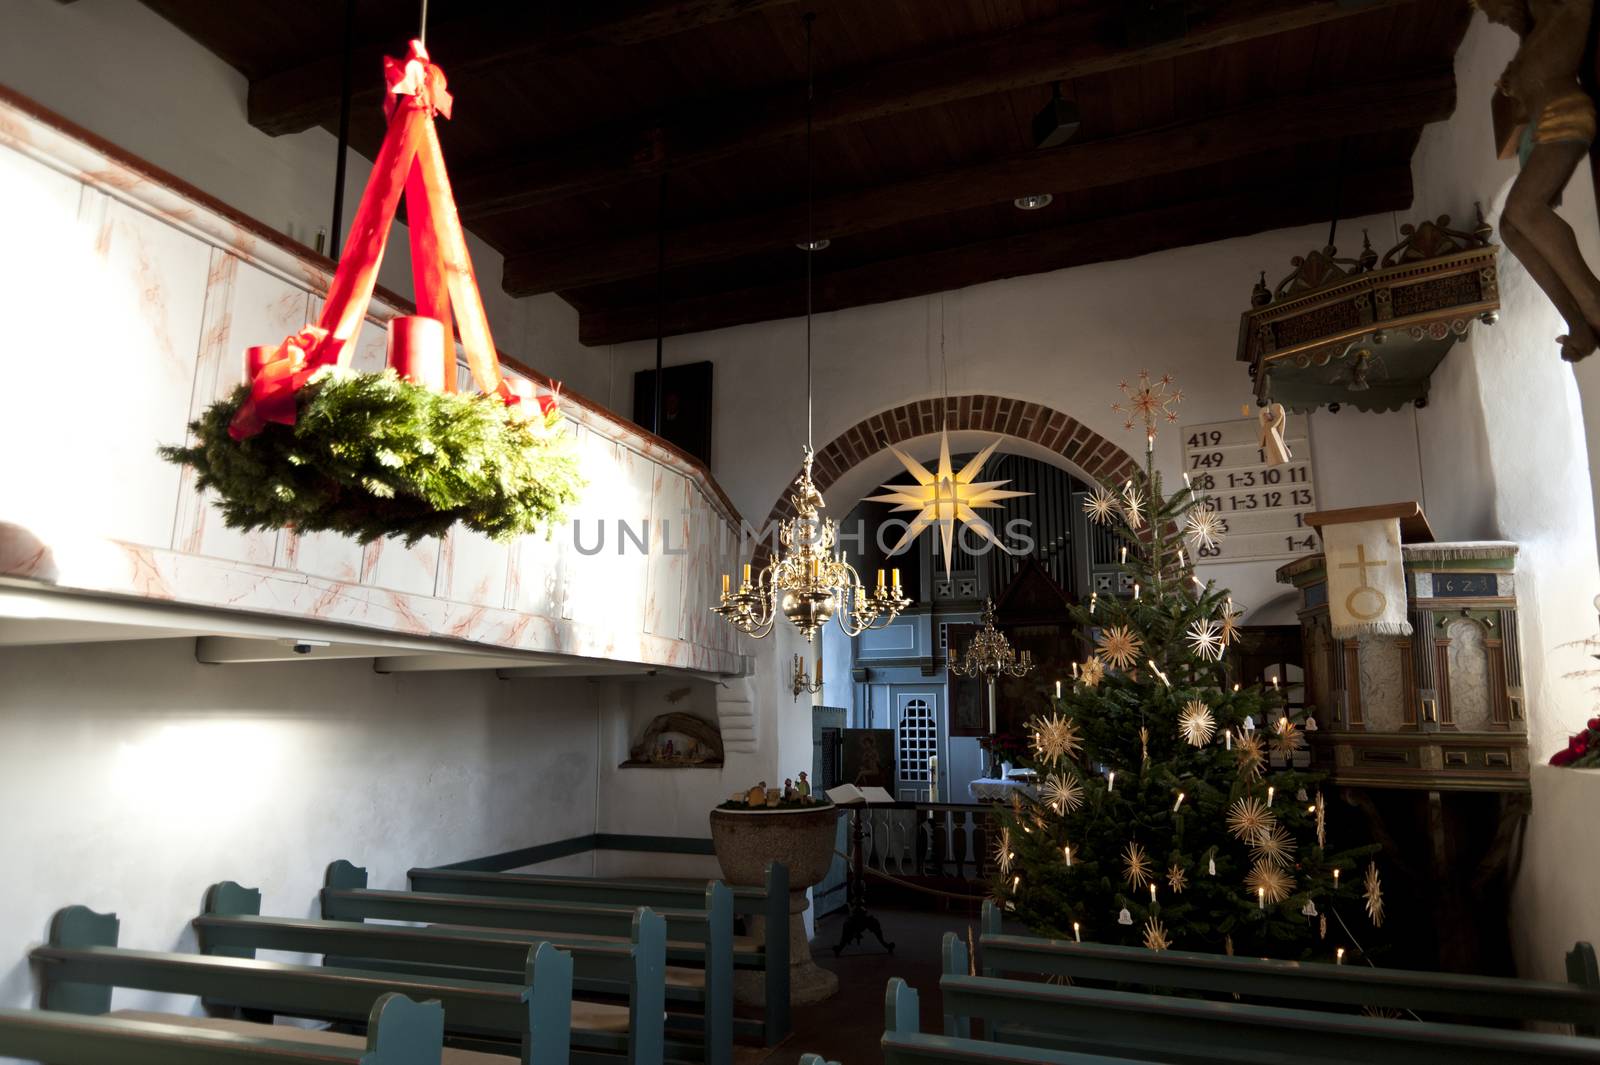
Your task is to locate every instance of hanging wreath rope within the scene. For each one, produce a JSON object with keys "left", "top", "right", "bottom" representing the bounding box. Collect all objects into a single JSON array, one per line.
[{"left": 161, "top": 40, "right": 581, "bottom": 545}]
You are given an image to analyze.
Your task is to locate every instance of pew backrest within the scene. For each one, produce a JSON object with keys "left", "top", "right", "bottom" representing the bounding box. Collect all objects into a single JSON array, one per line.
[
  {"left": 970, "top": 901, "right": 1600, "bottom": 1035},
  {"left": 35, "top": 904, "right": 573, "bottom": 1065},
  {"left": 882, "top": 977, "right": 1170, "bottom": 1065},
  {"left": 940, "top": 972, "right": 1600, "bottom": 1065},
  {"left": 405, "top": 860, "right": 786, "bottom": 1042},
  {"left": 199, "top": 881, "right": 674, "bottom": 1065},
  {"left": 323, "top": 861, "right": 710, "bottom": 945},
  {"left": 0, "top": 991, "right": 443, "bottom": 1065}
]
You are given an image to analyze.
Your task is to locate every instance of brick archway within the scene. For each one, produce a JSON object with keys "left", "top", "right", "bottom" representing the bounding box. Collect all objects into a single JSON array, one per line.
[{"left": 760, "top": 394, "right": 1140, "bottom": 533}]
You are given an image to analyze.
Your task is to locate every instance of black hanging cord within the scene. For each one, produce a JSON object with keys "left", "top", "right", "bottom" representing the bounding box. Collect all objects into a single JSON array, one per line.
[
  {"left": 1326, "top": 140, "right": 1348, "bottom": 251},
  {"left": 803, "top": 11, "right": 816, "bottom": 452},
  {"left": 654, "top": 171, "right": 667, "bottom": 436},
  {"left": 329, "top": 0, "right": 356, "bottom": 258}
]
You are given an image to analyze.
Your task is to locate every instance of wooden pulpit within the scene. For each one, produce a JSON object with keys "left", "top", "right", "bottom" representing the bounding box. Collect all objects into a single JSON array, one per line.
[
  {"left": 1277, "top": 501, "right": 1528, "bottom": 971},
  {"left": 1276, "top": 501, "right": 1529, "bottom": 791}
]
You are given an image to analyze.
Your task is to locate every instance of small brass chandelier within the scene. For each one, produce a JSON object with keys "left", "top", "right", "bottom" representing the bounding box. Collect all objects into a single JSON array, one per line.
[
  {"left": 950, "top": 598, "right": 1034, "bottom": 732},
  {"left": 712, "top": 13, "right": 912, "bottom": 644}
]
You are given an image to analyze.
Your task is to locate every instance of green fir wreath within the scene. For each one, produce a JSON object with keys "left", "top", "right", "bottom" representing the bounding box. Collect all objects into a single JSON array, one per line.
[{"left": 160, "top": 367, "right": 583, "bottom": 545}]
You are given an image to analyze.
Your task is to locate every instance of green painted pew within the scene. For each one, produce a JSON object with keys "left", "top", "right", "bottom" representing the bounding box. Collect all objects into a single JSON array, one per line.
[
  {"left": 33, "top": 904, "right": 575, "bottom": 1065},
  {"left": 974, "top": 899, "right": 1600, "bottom": 1034},
  {"left": 197, "top": 880, "right": 670, "bottom": 1065},
  {"left": 409, "top": 857, "right": 787, "bottom": 1044},
  {"left": 0, "top": 991, "right": 442, "bottom": 1065},
  {"left": 937, "top": 968, "right": 1600, "bottom": 1065},
  {"left": 324, "top": 862, "right": 729, "bottom": 1064},
  {"left": 874, "top": 980, "right": 1170, "bottom": 1065}
]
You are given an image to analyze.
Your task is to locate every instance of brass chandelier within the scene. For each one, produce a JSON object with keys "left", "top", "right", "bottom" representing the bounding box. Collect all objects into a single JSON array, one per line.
[
  {"left": 713, "top": 14, "right": 912, "bottom": 644},
  {"left": 715, "top": 449, "right": 912, "bottom": 642},
  {"left": 950, "top": 598, "right": 1034, "bottom": 732}
]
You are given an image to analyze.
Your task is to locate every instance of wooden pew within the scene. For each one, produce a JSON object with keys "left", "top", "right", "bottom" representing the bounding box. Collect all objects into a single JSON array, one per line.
[
  {"left": 198, "top": 879, "right": 682, "bottom": 1065},
  {"left": 33, "top": 904, "right": 576, "bottom": 1064},
  {"left": 0, "top": 991, "right": 444, "bottom": 1065},
  {"left": 973, "top": 900, "right": 1600, "bottom": 1034},
  {"left": 876, "top": 979, "right": 1166, "bottom": 1065},
  {"left": 936, "top": 966, "right": 1600, "bottom": 1064},
  {"left": 408, "top": 857, "right": 788, "bottom": 1044},
  {"left": 326, "top": 858, "right": 736, "bottom": 1058}
]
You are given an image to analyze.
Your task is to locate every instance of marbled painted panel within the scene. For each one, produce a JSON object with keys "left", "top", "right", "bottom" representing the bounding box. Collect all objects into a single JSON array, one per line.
[
  {"left": 0, "top": 147, "right": 86, "bottom": 542},
  {"left": 1446, "top": 619, "right": 1493, "bottom": 730},
  {"left": 361, "top": 534, "right": 442, "bottom": 598},
  {"left": 439, "top": 526, "right": 510, "bottom": 612},
  {"left": 645, "top": 467, "right": 691, "bottom": 641},
  {"left": 4, "top": 186, "right": 206, "bottom": 549},
  {"left": 563, "top": 429, "right": 651, "bottom": 637},
  {"left": 1356, "top": 634, "right": 1407, "bottom": 731},
  {"left": 175, "top": 257, "right": 307, "bottom": 564}
]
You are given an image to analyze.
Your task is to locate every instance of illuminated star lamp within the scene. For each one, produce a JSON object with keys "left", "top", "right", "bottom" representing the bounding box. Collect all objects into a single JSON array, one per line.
[{"left": 867, "top": 432, "right": 1030, "bottom": 576}]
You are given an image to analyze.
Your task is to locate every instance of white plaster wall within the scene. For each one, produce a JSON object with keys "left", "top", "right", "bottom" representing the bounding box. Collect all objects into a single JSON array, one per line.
[
  {"left": 1406, "top": 14, "right": 1600, "bottom": 982},
  {"left": 0, "top": 0, "right": 603, "bottom": 400},
  {"left": 0, "top": 640, "right": 600, "bottom": 1025},
  {"left": 591, "top": 676, "right": 727, "bottom": 879}
]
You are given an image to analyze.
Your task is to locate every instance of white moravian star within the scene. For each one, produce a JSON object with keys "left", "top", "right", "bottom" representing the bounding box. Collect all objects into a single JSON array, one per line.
[{"left": 867, "top": 432, "right": 1030, "bottom": 575}]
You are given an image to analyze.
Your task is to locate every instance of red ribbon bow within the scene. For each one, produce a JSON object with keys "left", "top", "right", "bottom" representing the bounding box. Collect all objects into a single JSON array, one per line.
[
  {"left": 384, "top": 40, "right": 452, "bottom": 121},
  {"left": 494, "top": 378, "right": 562, "bottom": 422},
  {"left": 228, "top": 326, "right": 331, "bottom": 440}
]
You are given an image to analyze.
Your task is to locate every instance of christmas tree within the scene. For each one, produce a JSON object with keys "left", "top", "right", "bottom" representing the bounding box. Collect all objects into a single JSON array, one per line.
[{"left": 990, "top": 373, "right": 1382, "bottom": 959}]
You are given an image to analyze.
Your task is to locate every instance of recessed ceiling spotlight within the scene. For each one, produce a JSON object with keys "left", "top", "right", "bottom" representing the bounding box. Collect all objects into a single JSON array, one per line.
[
  {"left": 797, "top": 238, "right": 831, "bottom": 251},
  {"left": 1014, "top": 194, "right": 1053, "bottom": 211}
]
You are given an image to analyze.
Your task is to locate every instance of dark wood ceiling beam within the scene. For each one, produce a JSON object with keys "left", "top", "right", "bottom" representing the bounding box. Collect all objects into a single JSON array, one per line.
[
  {"left": 503, "top": 71, "right": 1454, "bottom": 296},
  {"left": 574, "top": 163, "right": 1415, "bottom": 346},
  {"left": 247, "top": 0, "right": 802, "bottom": 136},
  {"left": 456, "top": 0, "right": 1420, "bottom": 221}
]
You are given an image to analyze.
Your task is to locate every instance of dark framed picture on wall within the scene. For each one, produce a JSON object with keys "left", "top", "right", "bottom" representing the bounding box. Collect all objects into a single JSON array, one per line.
[
  {"left": 634, "top": 361, "right": 714, "bottom": 466},
  {"left": 945, "top": 623, "right": 989, "bottom": 736},
  {"left": 840, "top": 728, "right": 896, "bottom": 792}
]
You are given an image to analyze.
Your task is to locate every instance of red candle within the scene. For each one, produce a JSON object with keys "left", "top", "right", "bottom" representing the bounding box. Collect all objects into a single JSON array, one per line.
[
  {"left": 244, "top": 344, "right": 277, "bottom": 379},
  {"left": 386, "top": 315, "right": 448, "bottom": 391}
]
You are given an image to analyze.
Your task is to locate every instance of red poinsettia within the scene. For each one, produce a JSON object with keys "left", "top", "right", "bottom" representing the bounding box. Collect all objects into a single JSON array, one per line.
[{"left": 1549, "top": 717, "right": 1600, "bottom": 768}]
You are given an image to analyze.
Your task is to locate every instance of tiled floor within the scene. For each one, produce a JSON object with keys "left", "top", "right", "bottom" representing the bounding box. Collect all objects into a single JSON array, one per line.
[{"left": 750, "top": 906, "right": 983, "bottom": 1065}]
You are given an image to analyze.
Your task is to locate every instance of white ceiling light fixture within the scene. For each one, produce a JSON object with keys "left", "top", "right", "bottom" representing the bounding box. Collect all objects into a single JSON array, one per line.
[{"left": 1014, "top": 194, "right": 1054, "bottom": 211}]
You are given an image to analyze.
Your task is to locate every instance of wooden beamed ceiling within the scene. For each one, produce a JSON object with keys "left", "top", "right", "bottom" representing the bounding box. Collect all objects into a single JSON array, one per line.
[{"left": 142, "top": 0, "right": 1472, "bottom": 347}]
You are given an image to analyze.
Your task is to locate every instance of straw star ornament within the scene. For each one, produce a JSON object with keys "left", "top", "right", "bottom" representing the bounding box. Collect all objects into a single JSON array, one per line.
[
  {"left": 1123, "top": 841, "right": 1154, "bottom": 889},
  {"left": 1234, "top": 731, "right": 1266, "bottom": 780},
  {"left": 1113, "top": 370, "right": 1184, "bottom": 436},
  {"left": 1245, "top": 860, "right": 1293, "bottom": 905},
  {"left": 1185, "top": 507, "right": 1225, "bottom": 551},
  {"left": 869, "top": 432, "right": 1030, "bottom": 576},
  {"left": 1041, "top": 772, "right": 1085, "bottom": 814},
  {"left": 1084, "top": 486, "right": 1119, "bottom": 525},
  {"left": 1096, "top": 625, "right": 1143, "bottom": 672},
  {"left": 1251, "top": 823, "right": 1297, "bottom": 868},
  {"left": 1227, "top": 796, "right": 1275, "bottom": 842},
  {"left": 1186, "top": 619, "right": 1226, "bottom": 662},
  {"left": 1178, "top": 700, "right": 1217, "bottom": 747},
  {"left": 1032, "top": 712, "right": 1083, "bottom": 762},
  {"left": 1364, "top": 862, "right": 1385, "bottom": 927}
]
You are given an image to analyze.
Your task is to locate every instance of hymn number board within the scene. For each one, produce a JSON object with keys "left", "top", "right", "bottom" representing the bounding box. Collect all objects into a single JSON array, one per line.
[{"left": 1181, "top": 417, "right": 1318, "bottom": 564}]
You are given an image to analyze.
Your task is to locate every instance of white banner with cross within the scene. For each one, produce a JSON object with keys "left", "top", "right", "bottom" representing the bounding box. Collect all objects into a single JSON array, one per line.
[{"left": 1321, "top": 516, "right": 1412, "bottom": 640}]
